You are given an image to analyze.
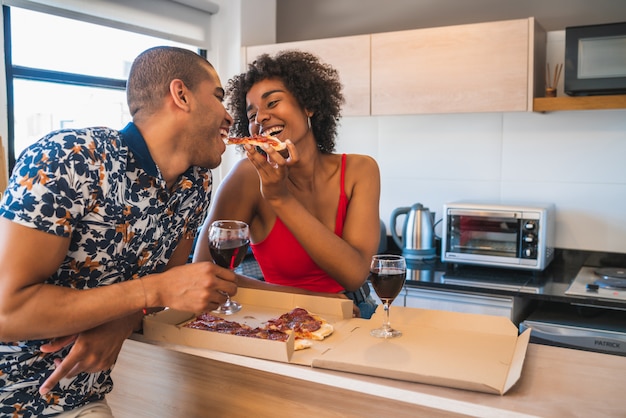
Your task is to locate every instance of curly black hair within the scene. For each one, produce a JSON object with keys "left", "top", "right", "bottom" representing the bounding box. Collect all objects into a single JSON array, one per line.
[{"left": 226, "top": 50, "right": 345, "bottom": 154}]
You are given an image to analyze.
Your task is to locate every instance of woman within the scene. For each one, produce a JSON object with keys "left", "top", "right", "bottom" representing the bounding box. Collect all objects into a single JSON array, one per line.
[{"left": 194, "top": 50, "right": 381, "bottom": 318}]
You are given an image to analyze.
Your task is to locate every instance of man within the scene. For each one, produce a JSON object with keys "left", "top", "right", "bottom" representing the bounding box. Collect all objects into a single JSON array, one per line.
[{"left": 0, "top": 46, "right": 234, "bottom": 417}]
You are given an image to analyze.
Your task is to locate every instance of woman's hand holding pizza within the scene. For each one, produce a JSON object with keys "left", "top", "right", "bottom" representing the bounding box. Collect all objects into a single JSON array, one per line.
[{"left": 243, "top": 140, "right": 298, "bottom": 202}]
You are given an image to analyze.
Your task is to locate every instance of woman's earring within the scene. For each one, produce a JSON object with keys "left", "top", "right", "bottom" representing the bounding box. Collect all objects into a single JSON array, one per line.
[{"left": 307, "top": 116, "right": 312, "bottom": 130}]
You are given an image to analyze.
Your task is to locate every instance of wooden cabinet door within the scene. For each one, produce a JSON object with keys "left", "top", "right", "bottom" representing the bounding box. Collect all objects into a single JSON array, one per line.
[
  {"left": 246, "top": 35, "right": 371, "bottom": 116},
  {"left": 371, "top": 18, "right": 541, "bottom": 115}
]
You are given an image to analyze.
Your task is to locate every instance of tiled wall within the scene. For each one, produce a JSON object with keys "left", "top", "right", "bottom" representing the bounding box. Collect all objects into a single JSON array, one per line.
[{"left": 336, "top": 109, "right": 626, "bottom": 253}]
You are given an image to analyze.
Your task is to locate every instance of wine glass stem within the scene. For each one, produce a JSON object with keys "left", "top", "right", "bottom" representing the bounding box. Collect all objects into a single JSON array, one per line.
[{"left": 383, "top": 302, "right": 391, "bottom": 330}]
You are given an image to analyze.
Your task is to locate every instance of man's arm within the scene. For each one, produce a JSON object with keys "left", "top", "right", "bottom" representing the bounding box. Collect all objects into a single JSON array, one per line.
[
  {"left": 0, "top": 218, "right": 234, "bottom": 341},
  {"left": 35, "top": 235, "right": 197, "bottom": 395}
]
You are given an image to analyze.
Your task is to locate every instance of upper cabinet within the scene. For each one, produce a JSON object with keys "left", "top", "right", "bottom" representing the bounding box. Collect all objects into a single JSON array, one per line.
[
  {"left": 245, "top": 35, "right": 371, "bottom": 116},
  {"left": 245, "top": 18, "right": 624, "bottom": 115},
  {"left": 371, "top": 18, "right": 545, "bottom": 115}
]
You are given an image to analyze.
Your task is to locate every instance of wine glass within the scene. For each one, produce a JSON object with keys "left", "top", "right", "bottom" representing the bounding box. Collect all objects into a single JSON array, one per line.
[
  {"left": 368, "top": 254, "right": 407, "bottom": 338},
  {"left": 208, "top": 220, "right": 250, "bottom": 315}
]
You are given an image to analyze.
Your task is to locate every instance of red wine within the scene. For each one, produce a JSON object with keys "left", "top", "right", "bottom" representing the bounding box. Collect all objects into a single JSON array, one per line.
[
  {"left": 369, "top": 268, "right": 406, "bottom": 304},
  {"left": 209, "top": 239, "right": 250, "bottom": 269}
]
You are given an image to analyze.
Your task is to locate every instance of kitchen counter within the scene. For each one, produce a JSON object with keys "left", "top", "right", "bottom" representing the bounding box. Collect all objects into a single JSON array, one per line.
[
  {"left": 401, "top": 249, "right": 626, "bottom": 310},
  {"left": 107, "top": 334, "right": 626, "bottom": 417}
]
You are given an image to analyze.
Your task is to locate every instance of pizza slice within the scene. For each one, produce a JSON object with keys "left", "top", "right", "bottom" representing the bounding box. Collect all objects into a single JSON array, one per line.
[
  {"left": 225, "top": 134, "right": 287, "bottom": 151},
  {"left": 183, "top": 311, "right": 314, "bottom": 350},
  {"left": 265, "top": 307, "right": 334, "bottom": 341},
  {"left": 183, "top": 307, "right": 332, "bottom": 350},
  {"left": 184, "top": 313, "right": 252, "bottom": 335}
]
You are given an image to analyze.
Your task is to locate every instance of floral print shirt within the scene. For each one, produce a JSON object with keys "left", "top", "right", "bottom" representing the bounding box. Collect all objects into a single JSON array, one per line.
[{"left": 0, "top": 123, "right": 212, "bottom": 416}]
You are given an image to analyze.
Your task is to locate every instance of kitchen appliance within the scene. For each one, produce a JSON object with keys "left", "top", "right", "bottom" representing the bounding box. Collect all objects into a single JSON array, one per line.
[
  {"left": 523, "top": 266, "right": 626, "bottom": 356},
  {"left": 441, "top": 201, "right": 555, "bottom": 271},
  {"left": 565, "top": 266, "right": 626, "bottom": 302},
  {"left": 390, "top": 203, "right": 436, "bottom": 261},
  {"left": 520, "top": 303, "right": 626, "bottom": 357},
  {"left": 564, "top": 21, "right": 626, "bottom": 96}
]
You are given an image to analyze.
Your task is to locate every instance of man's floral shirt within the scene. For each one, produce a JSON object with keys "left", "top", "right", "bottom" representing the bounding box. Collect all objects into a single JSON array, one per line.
[{"left": 0, "top": 123, "right": 212, "bottom": 416}]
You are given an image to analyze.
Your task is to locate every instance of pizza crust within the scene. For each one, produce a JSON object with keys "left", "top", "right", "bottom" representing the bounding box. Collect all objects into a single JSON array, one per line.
[
  {"left": 309, "top": 322, "right": 334, "bottom": 341},
  {"left": 294, "top": 339, "right": 314, "bottom": 351}
]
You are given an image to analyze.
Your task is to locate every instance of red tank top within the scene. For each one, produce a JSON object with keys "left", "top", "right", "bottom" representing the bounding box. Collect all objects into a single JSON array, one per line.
[{"left": 251, "top": 154, "right": 349, "bottom": 292}]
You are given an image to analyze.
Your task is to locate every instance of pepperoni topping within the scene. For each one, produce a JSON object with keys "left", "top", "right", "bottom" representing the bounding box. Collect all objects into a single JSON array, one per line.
[
  {"left": 267, "top": 308, "right": 322, "bottom": 334},
  {"left": 183, "top": 307, "right": 328, "bottom": 346}
]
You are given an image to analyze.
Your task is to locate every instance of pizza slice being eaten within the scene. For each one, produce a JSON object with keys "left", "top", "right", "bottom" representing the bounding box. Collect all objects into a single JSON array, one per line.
[{"left": 225, "top": 134, "right": 287, "bottom": 151}]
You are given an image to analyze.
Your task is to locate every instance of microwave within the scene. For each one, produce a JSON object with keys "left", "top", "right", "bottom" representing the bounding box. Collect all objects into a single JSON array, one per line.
[
  {"left": 564, "top": 21, "right": 626, "bottom": 96},
  {"left": 441, "top": 202, "right": 555, "bottom": 271}
]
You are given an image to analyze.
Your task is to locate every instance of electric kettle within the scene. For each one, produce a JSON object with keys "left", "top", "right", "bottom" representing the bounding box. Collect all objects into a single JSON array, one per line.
[{"left": 390, "top": 203, "right": 436, "bottom": 261}]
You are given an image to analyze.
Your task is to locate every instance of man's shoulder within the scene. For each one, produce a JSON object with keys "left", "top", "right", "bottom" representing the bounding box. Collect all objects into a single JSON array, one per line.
[
  {"left": 44, "top": 126, "right": 122, "bottom": 145},
  {"left": 38, "top": 127, "right": 127, "bottom": 160}
]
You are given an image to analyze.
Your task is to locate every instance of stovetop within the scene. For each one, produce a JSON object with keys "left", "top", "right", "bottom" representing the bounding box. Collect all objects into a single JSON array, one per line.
[{"left": 565, "top": 266, "right": 626, "bottom": 302}]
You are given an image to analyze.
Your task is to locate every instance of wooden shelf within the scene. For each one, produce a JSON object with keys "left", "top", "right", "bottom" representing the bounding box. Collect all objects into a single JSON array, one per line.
[{"left": 533, "top": 95, "right": 626, "bottom": 112}]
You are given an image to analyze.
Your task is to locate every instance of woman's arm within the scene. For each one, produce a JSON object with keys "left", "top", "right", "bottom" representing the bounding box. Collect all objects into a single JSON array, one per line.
[{"left": 258, "top": 152, "right": 381, "bottom": 292}]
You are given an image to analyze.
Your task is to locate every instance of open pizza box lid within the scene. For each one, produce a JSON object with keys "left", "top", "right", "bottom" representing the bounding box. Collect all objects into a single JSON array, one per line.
[
  {"left": 143, "top": 289, "right": 530, "bottom": 395},
  {"left": 311, "top": 306, "right": 531, "bottom": 395},
  {"left": 142, "top": 287, "right": 354, "bottom": 364}
]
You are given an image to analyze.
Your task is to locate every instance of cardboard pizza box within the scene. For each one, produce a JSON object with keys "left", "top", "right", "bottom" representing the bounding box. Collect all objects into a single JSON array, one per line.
[
  {"left": 311, "top": 306, "right": 530, "bottom": 395},
  {"left": 143, "top": 288, "right": 530, "bottom": 395},
  {"left": 142, "top": 287, "right": 354, "bottom": 364}
]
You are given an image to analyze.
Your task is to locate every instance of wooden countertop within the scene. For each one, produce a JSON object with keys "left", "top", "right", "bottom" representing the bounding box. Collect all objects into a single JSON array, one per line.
[{"left": 108, "top": 335, "right": 626, "bottom": 418}]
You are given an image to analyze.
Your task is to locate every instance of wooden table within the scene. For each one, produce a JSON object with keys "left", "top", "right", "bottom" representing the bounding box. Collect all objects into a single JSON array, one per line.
[{"left": 108, "top": 335, "right": 626, "bottom": 417}]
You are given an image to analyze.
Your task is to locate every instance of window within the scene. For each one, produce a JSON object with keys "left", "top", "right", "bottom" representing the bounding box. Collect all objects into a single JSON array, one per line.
[{"left": 4, "top": 6, "right": 202, "bottom": 171}]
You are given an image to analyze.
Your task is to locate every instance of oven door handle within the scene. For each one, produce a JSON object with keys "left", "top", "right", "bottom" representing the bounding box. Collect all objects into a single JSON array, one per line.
[{"left": 448, "top": 209, "right": 523, "bottom": 218}]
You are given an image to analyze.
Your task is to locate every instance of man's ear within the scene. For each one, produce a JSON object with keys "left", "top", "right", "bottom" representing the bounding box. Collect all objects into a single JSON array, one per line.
[{"left": 170, "top": 79, "right": 190, "bottom": 109}]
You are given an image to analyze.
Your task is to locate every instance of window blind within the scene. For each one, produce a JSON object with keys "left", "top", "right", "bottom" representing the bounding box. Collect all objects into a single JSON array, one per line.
[{"left": 2, "top": 0, "right": 219, "bottom": 48}]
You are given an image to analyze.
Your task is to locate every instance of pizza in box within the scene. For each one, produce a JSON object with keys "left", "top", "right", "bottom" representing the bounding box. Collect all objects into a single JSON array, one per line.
[{"left": 184, "top": 307, "right": 333, "bottom": 350}]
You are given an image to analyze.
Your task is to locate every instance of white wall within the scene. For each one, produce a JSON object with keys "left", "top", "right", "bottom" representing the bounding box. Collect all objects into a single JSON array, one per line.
[{"left": 336, "top": 109, "right": 626, "bottom": 254}]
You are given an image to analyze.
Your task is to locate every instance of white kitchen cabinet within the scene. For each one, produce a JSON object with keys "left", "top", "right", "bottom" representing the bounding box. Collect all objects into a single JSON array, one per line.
[
  {"left": 371, "top": 18, "right": 546, "bottom": 115},
  {"left": 245, "top": 35, "right": 371, "bottom": 116},
  {"left": 402, "top": 287, "right": 530, "bottom": 324}
]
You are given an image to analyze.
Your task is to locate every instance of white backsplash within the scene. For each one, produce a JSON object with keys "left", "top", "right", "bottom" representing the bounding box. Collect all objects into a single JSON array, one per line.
[{"left": 336, "top": 109, "right": 626, "bottom": 254}]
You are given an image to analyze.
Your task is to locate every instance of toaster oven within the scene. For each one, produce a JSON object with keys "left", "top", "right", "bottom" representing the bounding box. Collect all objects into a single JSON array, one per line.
[{"left": 441, "top": 202, "right": 555, "bottom": 271}]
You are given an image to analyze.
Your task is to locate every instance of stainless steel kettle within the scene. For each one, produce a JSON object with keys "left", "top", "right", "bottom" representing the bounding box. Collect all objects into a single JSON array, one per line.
[{"left": 390, "top": 203, "right": 436, "bottom": 261}]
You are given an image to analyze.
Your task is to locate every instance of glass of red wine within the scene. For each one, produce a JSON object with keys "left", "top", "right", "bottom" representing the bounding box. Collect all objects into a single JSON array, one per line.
[
  {"left": 369, "top": 254, "right": 406, "bottom": 338},
  {"left": 208, "top": 220, "right": 250, "bottom": 315}
]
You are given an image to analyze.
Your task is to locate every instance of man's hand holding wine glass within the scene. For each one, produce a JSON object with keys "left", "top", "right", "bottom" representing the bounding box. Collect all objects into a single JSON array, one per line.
[
  {"left": 141, "top": 261, "right": 238, "bottom": 314},
  {"left": 208, "top": 220, "right": 250, "bottom": 314}
]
